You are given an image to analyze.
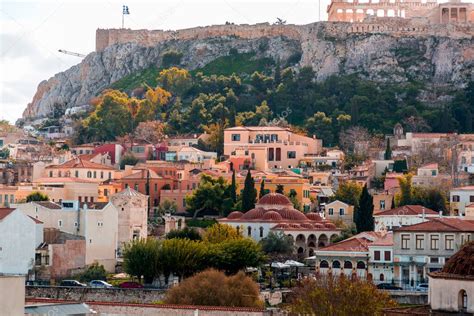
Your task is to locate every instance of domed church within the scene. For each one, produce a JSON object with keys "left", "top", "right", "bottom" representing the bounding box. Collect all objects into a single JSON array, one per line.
[
  {"left": 219, "top": 193, "right": 341, "bottom": 256},
  {"left": 428, "top": 241, "right": 474, "bottom": 313}
]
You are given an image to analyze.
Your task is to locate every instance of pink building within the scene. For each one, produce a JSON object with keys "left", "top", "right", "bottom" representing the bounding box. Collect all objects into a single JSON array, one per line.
[{"left": 224, "top": 126, "right": 322, "bottom": 171}]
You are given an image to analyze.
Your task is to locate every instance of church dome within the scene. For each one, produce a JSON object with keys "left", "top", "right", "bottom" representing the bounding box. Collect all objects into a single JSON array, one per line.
[
  {"left": 241, "top": 208, "right": 265, "bottom": 220},
  {"left": 276, "top": 208, "right": 308, "bottom": 221},
  {"left": 441, "top": 241, "right": 474, "bottom": 276},
  {"left": 324, "top": 223, "right": 337, "bottom": 229},
  {"left": 262, "top": 211, "right": 283, "bottom": 221},
  {"left": 227, "top": 211, "right": 244, "bottom": 220},
  {"left": 306, "top": 212, "right": 323, "bottom": 222},
  {"left": 257, "top": 193, "right": 293, "bottom": 206}
]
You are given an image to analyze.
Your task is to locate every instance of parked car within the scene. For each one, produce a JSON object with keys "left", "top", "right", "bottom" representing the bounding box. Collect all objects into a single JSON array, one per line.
[
  {"left": 376, "top": 283, "right": 403, "bottom": 290},
  {"left": 59, "top": 280, "right": 87, "bottom": 287},
  {"left": 415, "top": 283, "right": 429, "bottom": 292},
  {"left": 89, "top": 280, "right": 113, "bottom": 288},
  {"left": 118, "top": 281, "right": 143, "bottom": 289}
]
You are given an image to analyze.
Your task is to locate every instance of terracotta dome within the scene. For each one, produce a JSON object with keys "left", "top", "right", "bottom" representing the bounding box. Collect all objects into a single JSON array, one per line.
[
  {"left": 262, "top": 211, "right": 283, "bottom": 221},
  {"left": 306, "top": 212, "right": 323, "bottom": 222},
  {"left": 241, "top": 208, "right": 265, "bottom": 220},
  {"left": 276, "top": 208, "right": 309, "bottom": 221},
  {"left": 257, "top": 193, "right": 293, "bottom": 206},
  {"left": 227, "top": 211, "right": 244, "bottom": 220},
  {"left": 324, "top": 223, "right": 337, "bottom": 229},
  {"left": 314, "top": 223, "right": 324, "bottom": 229},
  {"left": 300, "top": 223, "right": 314, "bottom": 229},
  {"left": 440, "top": 241, "right": 474, "bottom": 276},
  {"left": 289, "top": 223, "right": 301, "bottom": 229}
]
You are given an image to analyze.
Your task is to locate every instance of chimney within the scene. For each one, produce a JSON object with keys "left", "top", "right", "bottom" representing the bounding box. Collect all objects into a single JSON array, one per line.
[
  {"left": 439, "top": 211, "right": 442, "bottom": 218},
  {"left": 422, "top": 207, "right": 425, "bottom": 219}
]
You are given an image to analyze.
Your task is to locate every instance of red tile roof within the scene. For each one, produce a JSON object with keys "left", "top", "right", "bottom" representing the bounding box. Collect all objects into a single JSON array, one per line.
[
  {"left": 395, "top": 218, "right": 474, "bottom": 232},
  {"left": 317, "top": 231, "right": 393, "bottom": 252},
  {"left": 33, "top": 177, "right": 97, "bottom": 184},
  {"left": 375, "top": 205, "right": 438, "bottom": 217},
  {"left": 419, "top": 163, "right": 438, "bottom": 169},
  {"left": 0, "top": 208, "right": 15, "bottom": 221},
  {"left": 46, "top": 157, "right": 113, "bottom": 170}
]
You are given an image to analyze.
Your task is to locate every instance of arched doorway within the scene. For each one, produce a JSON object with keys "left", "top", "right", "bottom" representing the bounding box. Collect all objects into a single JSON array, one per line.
[
  {"left": 380, "top": 273, "right": 385, "bottom": 282},
  {"left": 332, "top": 261, "right": 341, "bottom": 269},
  {"left": 318, "top": 234, "right": 328, "bottom": 248},
  {"left": 320, "top": 260, "right": 329, "bottom": 268},
  {"left": 459, "top": 290, "right": 468, "bottom": 312}
]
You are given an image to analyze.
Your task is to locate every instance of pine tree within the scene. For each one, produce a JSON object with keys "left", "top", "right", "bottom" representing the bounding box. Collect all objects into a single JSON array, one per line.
[
  {"left": 259, "top": 179, "right": 266, "bottom": 199},
  {"left": 354, "top": 184, "right": 374, "bottom": 233},
  {"left": 230, "top": 169, "right": 237, "bottom": 204},
  {"left": 275, "top": 184, "right": 284, "bottom": 194},
  {"left": 384, "top": 138, "right": 392, "bottom": 160},
  {"left": 241, "top": 169, "right": 257, "bottom": 212}
]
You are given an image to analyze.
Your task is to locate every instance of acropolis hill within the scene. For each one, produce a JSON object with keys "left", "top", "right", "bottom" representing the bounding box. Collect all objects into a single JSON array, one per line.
[{"left": 23, "top": 17, "right": 473, "bottom": 119}]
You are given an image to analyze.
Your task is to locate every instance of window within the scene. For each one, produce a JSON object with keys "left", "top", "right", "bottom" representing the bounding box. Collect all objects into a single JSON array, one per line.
[
  {"left": 58, "top": 220, "right": 62, "bottom": 227},
  {"left": 287, "top": 151, "right": 296, "bottom": 159},
  {"left": 452, "top": 195, "right": 460, "bottom": 202},
  {"left": 87, "top": 171, "right": 92, "bottom": 178},
  {"left": 100, "top": 171, "right": 104, "bottom": 179},
  {"left": 49, "top": 171, "right": 53, "bottom": 177},
  {"left": 108, "top": 172, "right": 112, "bottom": 179},
  {"left": 247, "top": 226, "right": 252, "bottom": 237},
  {"left": 320, "top": 260, "right": 329, "bottom": 268},
  {"left": 380, "top": 200, "right": 385, "bottom": 210},
  {"left": 374, "top": 250, "right": 381, "bottom": 261},
  {"left": 384, "top": 251, "right": 391, "bottom": 261},
  {"left": 134, "top": 184, "right": 139, "bottom": 191},
  {"left": 332, "top": 261, "right": 341, "bottom": 269},
  {"left": 93, "top": 171, "right": 97, "bottom": 178},
  {"left": 416, "top": 234, "right": 424, "bottom": 250},
  {"left": 259, "top": 227, "right": 264, "bottom": 238},
  {"left": 339, "top": 208, "right": 345, "bottom": 216},
  {"left": 445, "top": 235, "right": 454, "bottom": 250},
  {"left": 276, "top": 148, "right": 281, "bottom": 161},
  {"left": 268, "top": 148, "right": 274, "bottom": 161},
  {"left": 328, "top": 208, "right": 334, "bottom": 215},
  {"left": 104, "top": 189, "right": 108, "bottom": 197},
  {"left": 470, "top": 196, "right": 474, "bottom": 203},
  {"left": 231, "top": 134, "right": 240, "bottom": 141},
  {"left": 431, "top": 235, "right": 439, "bottom": 250},
  {"left": 401, "top": 234, "right": 410, "bottom": 250},
  {"left": 75, "top": 170, "right": 79, "bottom": 177},
  {"left": 430, "top": 257, "right": 439, "bottom": 263}
]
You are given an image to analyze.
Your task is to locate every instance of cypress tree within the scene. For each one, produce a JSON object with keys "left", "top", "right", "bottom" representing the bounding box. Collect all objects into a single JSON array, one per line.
[
  {"left": 259, "top": 179, "right": 266, "bottom": 199},
  {"left": 230, "top": 169, "right": 237, "bottom": 204},
  {"left": 384, "top": 138, "right": 392, "bottom": 160},
  {"left": 354, "top": 184, "right": 374, "bottom": 233},
  {"left": 275, "top": 184, "right": 284, "bottom": 194},
  {"left": 241, "top": 169, "right": 257, "bottom": 212}
]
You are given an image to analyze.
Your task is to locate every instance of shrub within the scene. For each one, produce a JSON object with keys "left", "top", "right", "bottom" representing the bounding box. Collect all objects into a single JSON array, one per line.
[
  {"left": 78, "top": 263, "right": 107, "bottom": 282},
  {"left": 164, "top": 269, "right": 263, "bottom": 308},
  {"left": 165, "top": 227, "right": 201, "bottom": 241},
  {"left": 26, "top": 192, "right": 49, "bottom": 202}
]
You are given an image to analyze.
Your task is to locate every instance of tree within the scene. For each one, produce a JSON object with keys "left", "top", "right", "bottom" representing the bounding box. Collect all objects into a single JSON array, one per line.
[
  {"left": 334, "top": 182, "right": 362, "bottom": 208},
  {"left": 288, "top": 276, "right": 397, "bottom": 315},
  {"left": 259, "top": 179, "right": 266, "bottom": 199},
  {"left": 120, "top": 153, "right": 139, "bottom": 169},
  {"left": 159, "top": 238, "right": 206, "bottom": 281},
  {"left": 275, "top": 184, "right": 285, "bottom": 194},
  {"left": 260, "top": 231, "right": 294, "bottom": 255},
  {"left": 156, "top": 199, "right": 178, "bottom": 217},
  {"left": 185, "top": 174, "right": 233, "bottom": 219},
  {"left": 393, "top": 159, "right": 408, "bottom": 173},
  {"left": 166, "top": 227, "right": 202, "bottom": 241},
  {"left": 122, "top": 238, "right": 161, "bottom": 284},
  {"left": 134, "top": 120, "right": 166, "bottom": 144},
  {"left": 306, "top": 112, "right": 334, "bottom": 146},
  {"left": 412, "top": 187, "right": 448, "bottom": 215},
  {"left": 241, "top": 169, "right": 257, "bottom": 212},
  {"left": 384, "top": 138, "right": 392, "bottom": 160},
  {"left": 213, "top": 238, "right": 265, "bottom": 274},
  {"left": 354, "top": 184, "right": 374, "bottom": 233},
  {"left": 78, "top": 263, "right": 107, "bottom": 282},
  {"left": 164, "top": 269, "right": 263, "bottom": 308},
  {"left": 287, "top": 189, "right": 301, "bottom": 211},
  {"left": 230, "top": 169, "right": 237, "bottom": 203},
  {"left": 26, "top": 192, "right": 49, "bottom": 202},
  {"left": 157, "top": 67, "right": 192, "bottom": 96},
  {"left": 202, "top": 223, "right": 242, "bottom": 244},
  {"left": 397, "top": 173, "right": 413, "bottom": 206}
]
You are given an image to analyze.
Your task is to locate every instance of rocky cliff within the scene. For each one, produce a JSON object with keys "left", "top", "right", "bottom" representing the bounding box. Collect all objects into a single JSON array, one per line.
[{"left": 22, "top": 21, "right": 474, "bottom": 119}]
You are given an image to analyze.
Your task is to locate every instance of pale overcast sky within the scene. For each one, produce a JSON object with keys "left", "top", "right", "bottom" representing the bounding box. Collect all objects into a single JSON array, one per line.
[{"left": 0, "top": 0, "right": 454, "bottom": 123}]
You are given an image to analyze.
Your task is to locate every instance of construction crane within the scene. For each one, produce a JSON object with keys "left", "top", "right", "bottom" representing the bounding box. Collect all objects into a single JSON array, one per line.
[{"left": 58, "top": 49, "right": 86, "bottom": 58}]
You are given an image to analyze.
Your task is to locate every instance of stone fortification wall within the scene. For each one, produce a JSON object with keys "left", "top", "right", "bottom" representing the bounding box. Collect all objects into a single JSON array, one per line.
[{"left": 96, "top": 20, "right": 473, "bottom": 52}]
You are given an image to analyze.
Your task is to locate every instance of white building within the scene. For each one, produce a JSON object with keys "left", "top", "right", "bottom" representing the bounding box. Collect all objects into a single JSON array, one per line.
[
  {"left": 450, "top": 186, "right": 474, "bottom": 215},
  {"left": 0, "top": 208, "right": 42, "bottom": 275},
  {"left": 374, "top": 205, "right": 439, "bottom": 231},
  {"left": 314, "top": 231, "right": 394, "bottom": 284},
  {"left": 176, "top": 146, "right": 217, "bottom": 163}
]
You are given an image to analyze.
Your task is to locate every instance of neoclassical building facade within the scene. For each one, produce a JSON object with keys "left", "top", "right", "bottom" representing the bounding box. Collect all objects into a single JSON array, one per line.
[{"left": 219, "top": 193, "right": 340, "bottom": 256}]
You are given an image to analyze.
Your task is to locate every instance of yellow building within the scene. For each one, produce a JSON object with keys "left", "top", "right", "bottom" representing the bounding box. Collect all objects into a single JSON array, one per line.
[{"left": 98, "top": 181, "right": 123, "bottom": 202}]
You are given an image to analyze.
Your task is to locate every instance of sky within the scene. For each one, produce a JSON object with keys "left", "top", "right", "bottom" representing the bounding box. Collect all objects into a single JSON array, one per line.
[{"left": 0, "top": 0, "right": 453, "bottom": 124}]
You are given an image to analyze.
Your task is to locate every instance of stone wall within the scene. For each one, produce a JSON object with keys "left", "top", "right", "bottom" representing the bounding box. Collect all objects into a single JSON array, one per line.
[{"left": 26, "top": 286, "right": 165, "bottom": 304}]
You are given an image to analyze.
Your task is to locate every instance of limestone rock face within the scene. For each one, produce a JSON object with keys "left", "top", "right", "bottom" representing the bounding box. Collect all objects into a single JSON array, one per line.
[{"left": 22, "top": 22, "right": 473, "bottom": 119}]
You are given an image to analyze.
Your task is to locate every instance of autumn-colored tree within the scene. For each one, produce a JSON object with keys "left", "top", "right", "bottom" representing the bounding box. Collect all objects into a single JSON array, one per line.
[
  {"left": 334, "top": 182, "right": 362, "bottom": 208},
  {"left": 288, "top": 275, "right": 397, "bottom": 315},
  {"left": 157, "top": 67, "right": 192, "bottom": 96},
  {"left": 164, "top": 269, "right": 263, "bottom": 308},
  {"left": 134, "top": 120, "right": 166, "bottom": 144},
  {"left": 202, "top": 223, "right": 242, "bottom": 244},
  {"left": 397, "top": 173, "right": 413, "bottom": 206}
]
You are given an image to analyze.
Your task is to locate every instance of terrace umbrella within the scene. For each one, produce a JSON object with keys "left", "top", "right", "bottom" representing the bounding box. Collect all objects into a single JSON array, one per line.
[
  {"left": 284, "top": 260, "right": 305, "bottom": 285},
  {"left": 271, "top": 262, "right": 290, "bottom": 289},
  {"left": 305, "top": 256, "right": 317, "bottom": 260}
]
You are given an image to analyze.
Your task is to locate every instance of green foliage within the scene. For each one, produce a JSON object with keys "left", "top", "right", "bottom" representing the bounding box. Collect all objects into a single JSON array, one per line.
[
  {"left": 78, "top": 263, "right": 107, "bottom": 282},
  {"left": 384, "top": 138, "right": 392, "bottom": 160},
  {"left": 123, "top": 238, "right": 161, "bottom": 284},
  {"left": 260, "top": 231, "right": 294, "bottom": 255},
  {"left": 0, "top": 148, "right": 10, "bottom": 159},
  {"left": 331, "top": 224, "right": 357, "bottom": 243},
  {"left": 287, "top": 189, "right": 301, "bottom": 211},
  {"left": 212, "top": 238, "right": 265, "bottom": 274},
  {"left": 241, "top": 169, "right": 257, "bottom": 212},
  {"left": 334, "top": 182, "right": 362, "bottom": 208},
  {"left": 354, "top": 184, "right": 374, "bottom": 233},
  {"left": 412, "top": 187, "right": 448, "bottom": 215},
  {"left": 165, "top": 227, "right": 202, "bottom": 241},
  {"left": 186, "top": 218, "right": 217, "bottom": 228},
  {"left": 193, "top": 52, "right": 273, "bottom": 76},
  {"left": 186, "top": 174, "right": 234, "bottom": 219},
  {"left": 393, "top": 159, "right": 408, "bottom": 173},
  {"left": 397, "top": 173, "right": 413, "bottom": 206},
  {"left": 203, "top": 223, "right": 242, "bottom": 244},
  {"left": 120, "top": 153, "right": 139, "bottom": 169},
  {"left": 26, "top": 191, "right": 49, "bottom": 202},
  {"left": 110, "top": 67, "right": 161, "bottom": 92},
  {"left": 231, "top": 169, "right": 237, "bottom": 203}
]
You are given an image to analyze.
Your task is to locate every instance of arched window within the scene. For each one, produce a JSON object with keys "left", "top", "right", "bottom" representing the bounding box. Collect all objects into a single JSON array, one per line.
[
  {"left": 320, "top": 260, "right": 329, "bottom": 268},
  {"left": 459, "top": 290, "right": 468, "bottom": 312},
  {"left": 100, "top": 171, "right": 104, "bottom": 179},
  {"left": 58, "top": 171, "right": 62, "bottom": 177},
  {"left": 247, "top": 226, "right": 252, "bottom": 237},
  {"left": 344, "top": 261, "right": 353, "bottom": 269},
  {"left": 87, "top": 171, "right": 92, "bottom": 178},
  {"left": 380, "top": 273, "right": 385, "bottom": 281},
  {"left": 297, "top": 247, "right": 304, "bottom": 254},
  {"left": 332, "top": 261, "right": 341, "bottom": 269},
  {"left": 357, "top": 261, "right": 366, "bottom": 269},
  {"left": 259, "top": 227, "right": 264, "bottom": 238}
]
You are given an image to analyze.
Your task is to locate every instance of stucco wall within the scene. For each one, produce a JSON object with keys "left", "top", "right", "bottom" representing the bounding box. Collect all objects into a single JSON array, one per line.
[
  {"left": 0, "top": 275, "right": 25, "bottom": 316},
  {"left": 429, "top": 277, "right": 474, "bottom": 313}
]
